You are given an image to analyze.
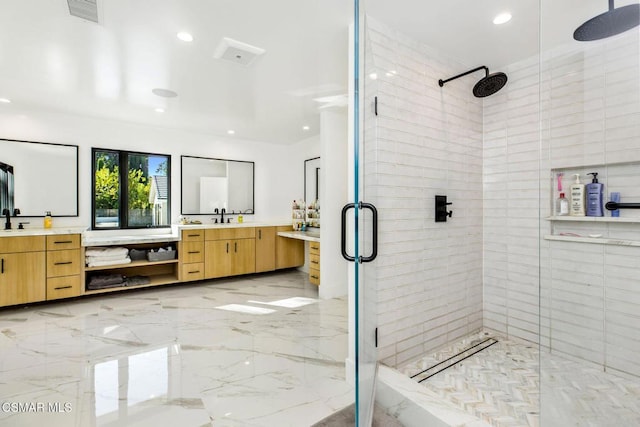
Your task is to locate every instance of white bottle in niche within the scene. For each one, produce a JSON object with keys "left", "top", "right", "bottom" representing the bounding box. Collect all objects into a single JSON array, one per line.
[
  {"left": 555, "top": 192, "right": 569, "bottom": 216},
  {"left": 570, "top": 174, "right": 585, "bottom": 216}
]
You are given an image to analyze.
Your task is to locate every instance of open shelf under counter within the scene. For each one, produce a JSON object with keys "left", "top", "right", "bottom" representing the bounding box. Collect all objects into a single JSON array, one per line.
[
  {"left": 84, "top": 273, "right": 178, "bottom": 295},
  {"left": 546, "top": 216, "right": 640, "bottom": 224},
  {"left": 85, "top": 258, "right": 178, "bottom": 271},
  {"left": 544, "top": 234, "right": 640, "bottom": 247}
]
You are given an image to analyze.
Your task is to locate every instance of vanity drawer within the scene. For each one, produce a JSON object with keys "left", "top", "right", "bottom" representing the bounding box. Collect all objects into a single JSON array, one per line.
[
  {"left": 181, "top": 263, "right": 205, "bottom": 281},
  {"left": 182, "top": 242, "right": 204, "bottom": 263},
  {"left": 205, "top": 227, "right": 255, "bottom": 241},
  {"left": 309, "top": 267, "right": 320, "bottom": 285},
  {"left": 309, "top": 253, "right": 320, "bottom": 268},
  {"left": 46, "top": 234, "right": 80, "bottom": 251},
  {"left": 46, "top": 276, "right": 81, "bottom": 300},
  {"left": 309, "top": 242, "right": 320, "bottom": 256},
  {"left": 182, "top": 230, "right": 204, "bottom": 242},
  {"left": 0, "top": 236, "right": 45, "bottom": 254},
  {"left": 47, "top": 249, "right": 81, "bottom": 277}
]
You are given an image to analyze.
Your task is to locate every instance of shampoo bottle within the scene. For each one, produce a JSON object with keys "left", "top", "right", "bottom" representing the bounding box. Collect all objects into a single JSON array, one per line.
[
  {"left": 586, "top": 172, "right": 604, "bottom": 217},
  {"left": 44, "top": 211, "right": 53, "bottom": 229},
  {"left": 570, "top": 174, "right": 585, "bottom": 216}
]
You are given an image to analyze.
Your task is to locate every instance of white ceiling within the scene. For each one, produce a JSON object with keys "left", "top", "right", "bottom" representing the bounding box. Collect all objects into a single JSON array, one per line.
[{"left": 1, "top": 1, "right": 637, "bottom": 144}]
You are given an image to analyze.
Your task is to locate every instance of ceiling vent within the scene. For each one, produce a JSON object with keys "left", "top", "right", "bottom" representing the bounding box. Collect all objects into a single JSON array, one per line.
[
  {"left": 213, "top": 37, "right": 265, "bottom": 67},
  {"left": 67, "top": 0, "right": 99, "bottom": 23}
]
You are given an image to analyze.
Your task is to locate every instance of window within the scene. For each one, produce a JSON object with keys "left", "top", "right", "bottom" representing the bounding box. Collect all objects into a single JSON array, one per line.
[{"left": 92, "top": 149, "right": 170, "bottom": 229}]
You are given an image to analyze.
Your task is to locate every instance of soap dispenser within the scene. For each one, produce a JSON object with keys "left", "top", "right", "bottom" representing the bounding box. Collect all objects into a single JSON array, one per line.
[
  {"left": 570, "top": 174, "right": 585, "bottom": 216},
  {"left": 44, "top": 211, "right": 53, "bottom": 229},
  {"left": 586, "top": 172, "right": 604, "bottom": 217}
]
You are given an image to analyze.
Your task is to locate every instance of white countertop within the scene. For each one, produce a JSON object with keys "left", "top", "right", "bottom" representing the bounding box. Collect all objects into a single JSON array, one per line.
[
  {"left": 0, "top": 226, "right": 88, "bottom": 237},
  {"left": 0, "top": 222, "right": 301, "bottom": 246},
  {"left": 277, "top": 230, "right": 321, "bottom": 243},
  {"left": 175, "top": 221, "right": 292, "bottom": 230}
]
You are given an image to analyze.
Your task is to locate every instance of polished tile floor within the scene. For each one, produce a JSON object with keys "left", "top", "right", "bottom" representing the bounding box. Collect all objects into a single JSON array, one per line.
[{"left": 0, "top": 271, "right": 353, "bottom": 427}]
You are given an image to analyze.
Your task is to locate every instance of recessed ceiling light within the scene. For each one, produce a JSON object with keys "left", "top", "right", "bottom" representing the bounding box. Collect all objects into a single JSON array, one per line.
[
  {"left": 369, "top": 73, "right": 378, "bottom": 80},
  {"left": 155, "top": 108, "right": 165, "bottom": 113},
  {"left": 227, "top": 130, "right": 235, "bottom": 135},
  {"left": 493, "top": 12, "right": 512, "bottom": 25},
  {"left": 152, "top": 88, "right": 178, "bottom": 98},
  {"left": 177, "top": 32, "right": 194, "bottom": 42},
  {"left": 302, "top": 125, "right": 310, "bottom": 131},
  {"left": 0, "top": 98, "right": 11, "bottom": 103}
]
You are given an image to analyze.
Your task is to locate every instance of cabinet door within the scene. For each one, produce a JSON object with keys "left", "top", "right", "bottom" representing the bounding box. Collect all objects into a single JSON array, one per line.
[
  {"left": 231, "top": 239, "right": 256, "bottom": 276},
  {"left": 0, "top": 252, "right": 46, "bottom": 306},
  {"left": 255, "top": 227, "right": 276, "bottom": 273},
  {"left": 205, "top": 240, "right": 233, "bottom": 278}
]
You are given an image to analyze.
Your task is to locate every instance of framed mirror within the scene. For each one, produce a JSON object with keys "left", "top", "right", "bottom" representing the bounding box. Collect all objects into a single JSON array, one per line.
[
  {"left": 181, "top": 155, "right": 255, "bottom": 215},
  {"left": 0, "top": 139, "right": 79, "bottom": 217},
  {"left": 304, "top": 157, "right": 321, "bottom": 204}
]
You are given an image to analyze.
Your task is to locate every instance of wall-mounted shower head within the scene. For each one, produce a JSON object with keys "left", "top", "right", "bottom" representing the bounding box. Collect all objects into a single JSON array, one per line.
[
  {"left": 574, "top": 0, "right": 640, "bottom": 41},
  {"left": 438, "top": 66, "right": 508, "bottom": 98}
]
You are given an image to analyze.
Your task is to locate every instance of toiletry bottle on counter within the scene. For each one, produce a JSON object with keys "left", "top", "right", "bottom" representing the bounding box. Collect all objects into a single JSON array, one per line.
[
  {"left": 586, "top": 172, "right": 604, "bottom": 217},
  {"left": 555, "top": 192, "right": 569, "bottom": 216},
  {"left": 570, "top": 174, "right": 585, "bottom": 216},
  {"left": 44, "top": 211, "right": 53, "bottom": 228}
]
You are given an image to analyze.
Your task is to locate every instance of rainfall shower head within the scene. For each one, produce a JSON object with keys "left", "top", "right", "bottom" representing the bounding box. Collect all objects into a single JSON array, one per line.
[
  {"left": 438, "top": 66, "right": 508, "bottom": 98},
  {"left": 574, "top": 0, "right": 640, "bottom": 41}
]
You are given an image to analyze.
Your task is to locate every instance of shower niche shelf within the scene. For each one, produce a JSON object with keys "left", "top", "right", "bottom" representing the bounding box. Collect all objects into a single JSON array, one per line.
[
  {"left": 544, "top": 234, "right": 640, "bottom": 247},
  {"left": 546, "top": 216, "right": 640, "bottom": 223}
]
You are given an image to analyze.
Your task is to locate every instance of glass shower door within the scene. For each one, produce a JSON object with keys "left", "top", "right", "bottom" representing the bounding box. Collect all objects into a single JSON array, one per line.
[{"left": 345, "top": 0, "right": 379, "bottom": 424}]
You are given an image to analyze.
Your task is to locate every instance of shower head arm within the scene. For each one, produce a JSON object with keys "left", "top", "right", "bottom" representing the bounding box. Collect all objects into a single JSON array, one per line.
[{"left": 438, "top": 66, "right": 488, "bottom": 87}]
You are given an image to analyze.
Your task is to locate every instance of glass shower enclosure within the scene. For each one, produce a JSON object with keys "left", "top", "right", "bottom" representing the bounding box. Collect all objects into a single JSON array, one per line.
[{"left": 353, "top": 0, "right": 640, "bottom": 425}]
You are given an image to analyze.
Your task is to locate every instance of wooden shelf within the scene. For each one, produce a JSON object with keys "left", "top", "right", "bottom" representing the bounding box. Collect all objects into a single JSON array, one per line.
[
  {"left": 85, "top": 258, "right": 178, "bottom": 271},
  {"left": 84, "top": 274, "right": 178, "bottom": 295},
  {"left": 546, "top": 216, "right": 640, "bottom": 224}
]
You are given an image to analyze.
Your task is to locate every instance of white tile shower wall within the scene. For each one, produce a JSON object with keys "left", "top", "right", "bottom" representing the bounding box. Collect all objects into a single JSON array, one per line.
[
  {"left": 365, "top": 17, "right": 483, "bottom": 368},
  {"left": 484, "top": 29, "right": 640, "bottom": 378}
]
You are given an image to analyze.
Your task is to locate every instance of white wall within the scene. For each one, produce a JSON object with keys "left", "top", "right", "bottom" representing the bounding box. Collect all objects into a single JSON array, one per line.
[
  {"left": 365, "top": 18, "right": 484, "bottom": 368},
  {"left": 0, "top": 107, "right": 311, "bottom": 227}
]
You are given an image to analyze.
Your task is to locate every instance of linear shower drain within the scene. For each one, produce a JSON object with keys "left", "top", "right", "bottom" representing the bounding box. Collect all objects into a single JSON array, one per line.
[{"left": 410, "top": 337, "right": 499, "bottom": 383}]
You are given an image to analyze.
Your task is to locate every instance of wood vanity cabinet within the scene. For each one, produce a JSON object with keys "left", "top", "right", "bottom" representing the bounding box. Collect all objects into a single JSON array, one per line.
[
  {"left": 204, "top": 227, "right": 256, "bottom": 278},
  {"left": 179, "top": 230, "right": 205, "bottom": 282},
  {"left": 255, "top": 226, "right": 276, "bottom": 273},
  {"left": 0, "top": 236, "right": 46, "bottom": 306},
  {"left": 46, "top": 234, "right": 82, "bottom": 300},
  {"left": 309, "top": 242, "right": 320, "bottom": 285},
  {"left": 275, "top": 226, "right": 304, "bottom": 269}
]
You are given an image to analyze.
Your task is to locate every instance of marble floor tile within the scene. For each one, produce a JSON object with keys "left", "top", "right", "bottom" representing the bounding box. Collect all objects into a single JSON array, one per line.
[{"left": 0, "top": 270, "right": 353, "bottom": 427}]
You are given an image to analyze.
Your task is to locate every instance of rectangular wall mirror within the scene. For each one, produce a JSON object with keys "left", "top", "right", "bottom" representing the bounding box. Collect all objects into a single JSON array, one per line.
[
  {"left": 304, "top": 157, "right": 321, "bottom": 204},
  {"left": 181, "top": 155, "right": 255, "bottom": 215},
  {"left": 0, "top": 139, "right": 79, "bottom": 217}
]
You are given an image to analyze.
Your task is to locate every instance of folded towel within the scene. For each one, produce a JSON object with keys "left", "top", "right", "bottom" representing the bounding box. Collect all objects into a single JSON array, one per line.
[
  {"left": 86, "top": 257, "right": 131, "bottom": 268},
  {"left": 85, "top": 247, "right": 129, "bottom": 258},
  {"left": 88, "top": 274, "right": 125, "bottom": 287},
  {"left": 86, "top": 254, "right": 131, "bottom": 263}
]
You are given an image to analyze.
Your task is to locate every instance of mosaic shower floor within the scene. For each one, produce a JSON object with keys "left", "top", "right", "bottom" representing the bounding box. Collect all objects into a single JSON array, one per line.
[{"left": 400, "top": 332, "right": 640, "bottom": 427}]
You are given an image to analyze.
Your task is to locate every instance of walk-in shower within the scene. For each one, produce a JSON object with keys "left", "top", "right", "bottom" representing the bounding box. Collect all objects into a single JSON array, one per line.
[{"left": 355, "top": 1, "right": 640, "bottom": 425}]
